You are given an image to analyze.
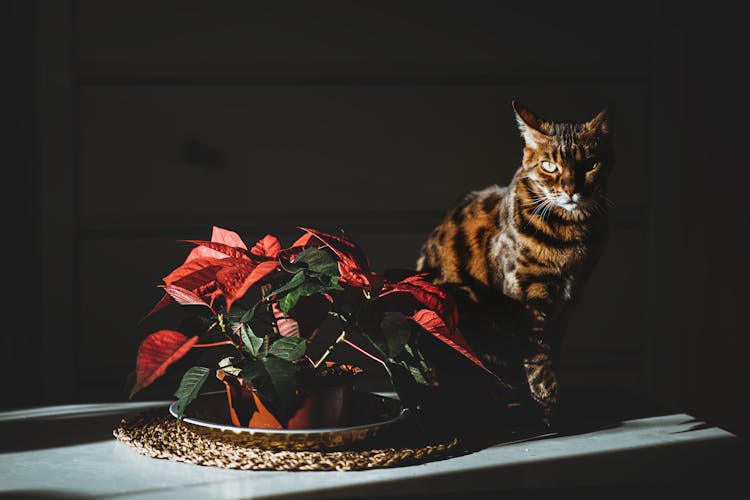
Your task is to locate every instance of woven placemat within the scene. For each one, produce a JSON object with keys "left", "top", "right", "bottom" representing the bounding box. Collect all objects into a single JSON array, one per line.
[{"left": 113, "top": 409, "right": 466, "bottom": 471}]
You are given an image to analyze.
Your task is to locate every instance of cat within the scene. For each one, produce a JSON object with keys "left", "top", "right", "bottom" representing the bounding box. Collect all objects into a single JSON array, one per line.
[{"left": 416, "top": 100, "right": 613, "bottom": 424}]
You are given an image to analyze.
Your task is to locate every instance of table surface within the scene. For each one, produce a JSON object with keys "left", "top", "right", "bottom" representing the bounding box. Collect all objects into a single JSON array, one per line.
[{"left": 0, "top": 388, "right": 745, "bottom": 500}]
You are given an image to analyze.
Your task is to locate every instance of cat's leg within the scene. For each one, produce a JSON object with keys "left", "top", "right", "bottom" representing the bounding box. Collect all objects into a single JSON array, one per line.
[{"left": 522, "top": 304, "right": 560, "bottom": 423}]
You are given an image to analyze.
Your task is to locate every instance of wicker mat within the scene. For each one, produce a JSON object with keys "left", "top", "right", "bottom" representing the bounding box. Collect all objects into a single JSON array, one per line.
[{"left": 113, "top": 408, "right": 467, "bottom": 471}]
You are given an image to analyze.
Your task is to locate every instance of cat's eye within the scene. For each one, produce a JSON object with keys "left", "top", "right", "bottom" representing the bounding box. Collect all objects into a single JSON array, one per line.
[
  {"left": 540, "top": 161, "right": 558, "bottom": 173},
  {"left": 581, "top": 160, "right": 599, "bottom": 171}
]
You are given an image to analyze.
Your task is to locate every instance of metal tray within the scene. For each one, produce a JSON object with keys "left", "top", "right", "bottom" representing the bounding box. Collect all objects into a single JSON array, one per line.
[{"left": 168, "top": 390, "right": 409, "bottom": 451}]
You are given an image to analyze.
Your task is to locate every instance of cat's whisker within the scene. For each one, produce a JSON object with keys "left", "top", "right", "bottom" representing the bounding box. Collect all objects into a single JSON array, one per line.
[
  {"left": 589, "top": 199, "right": 606, "bottom": 217},
  {"left": 541, "top": 200, "right": 554, "bottom": 221},
  {"left": 524, "top": 195, "right": 548, "bottom": 208},
  {"left": 530, "top": 198, "right": 554, "bottom": 225},
  {"left": 600, "top": 195, "right": 616, "bottom": 208},
  {"left": 529, "top": 197, "right": 551, "bottom": 216},
  {"left": 528, "top": 204, "right": 544, "bottom": 219}
]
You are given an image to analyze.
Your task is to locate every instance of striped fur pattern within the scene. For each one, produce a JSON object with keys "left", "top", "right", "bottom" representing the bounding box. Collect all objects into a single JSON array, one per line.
[{"left": 416, "top": 101, "right": 613, "bottom": 420}]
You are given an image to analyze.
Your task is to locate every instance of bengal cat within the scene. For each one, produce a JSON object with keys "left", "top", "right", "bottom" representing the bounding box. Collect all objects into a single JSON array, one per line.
[{"left": 416, "top": 100, "right": 613, "bottom": 424}]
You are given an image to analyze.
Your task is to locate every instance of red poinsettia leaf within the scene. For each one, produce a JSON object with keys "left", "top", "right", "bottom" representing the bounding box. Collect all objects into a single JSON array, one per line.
[
  {"left": 290, "top": 232, "right": 315, "bottom": 248},
  {"left": 410, "top": 309, "right": 498, "bottom": 378},
  {"left": 297, "top": 227, "right": 370, "bottom": 273},
  {"left": 250, "top": 234, "right": 282, "bottom": 258},
  {"left": 276, "top": 230, "right": 330, "bottom": 264},
  {"left": 335, "top": 262, "right": 385, "bottom": 293},
  {"left": 144, "top": 258, "right": 224, "bottom": 321},
  {"left": 160, "top": 284, "right": 212, "bottom": 309},
  {"left": 180, "top": 240, "right": 251, "bottom": 261},
  {"left": 163, "top": 257, "right": 224, "bottom": 290},
  {"left": 380, "top": 275, "right": 459, "bottom": 331},
  {"left": 216, "top": 260, "right": 279, "bottom": 311},
  {"left": 130, "top": 330, "right": 199, "bottom": 398},
  {"left": 272, "top": 303, "right": 300, "bottom": 338},
  {"left": 183, "top": 243, "right": 225, "bottom": 262},
  {"left": 337, "top": 261, "right": 371, "bottom": 288},
  {"left": 183, "top": 226, "right": 247, "bottom": 262},
  {"left": 215, "top": 259, "right": 254, "bottom": 304},
  {"left": 211, "top": 225, "right": 247, "bottom": 248},
  {"left": 193, "top": 283, "right": 223, "bottom": 310},
  {"left": 141, "top": 292, "right": 173, "bottom": 321}
]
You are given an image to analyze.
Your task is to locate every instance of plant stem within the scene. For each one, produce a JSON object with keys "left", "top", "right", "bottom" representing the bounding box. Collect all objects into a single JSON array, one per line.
[
  {"left": 311, "top": 331, "right": 347, "bottom": 368},
  {"left": 327, "top": 310, "right": 349, "bottom": 323},
  {"left": 193, "top": 340, "right": 233, "bottom": 348},
  {"left": 341, "top": 338, "right": 388, "bottom": 371},
  {"left": 269, "top": 300, "right": 280, "bottom": 335}
]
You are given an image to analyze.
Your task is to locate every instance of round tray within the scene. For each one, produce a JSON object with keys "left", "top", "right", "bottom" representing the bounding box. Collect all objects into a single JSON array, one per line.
[{"left": 168, "top": 391, "right": 410, "bottom": 451}]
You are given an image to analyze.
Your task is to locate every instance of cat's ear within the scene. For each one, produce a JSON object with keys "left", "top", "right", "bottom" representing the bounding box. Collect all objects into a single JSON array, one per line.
[
  {"left": 583, "top": 107, "right": 612, "bottom": 136},
  {"left": 512, "top": 100, "right": 548, "bottom": 148}
]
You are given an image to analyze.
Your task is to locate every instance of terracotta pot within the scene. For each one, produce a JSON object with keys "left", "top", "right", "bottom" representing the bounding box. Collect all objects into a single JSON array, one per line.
[{"left": 216, "top": 362, "right": 362, "bottom": 430}]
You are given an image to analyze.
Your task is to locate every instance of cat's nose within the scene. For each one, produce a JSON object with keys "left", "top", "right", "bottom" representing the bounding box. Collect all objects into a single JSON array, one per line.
[{"left": 562, "top": 184, "right": 575, "bottom": 197}]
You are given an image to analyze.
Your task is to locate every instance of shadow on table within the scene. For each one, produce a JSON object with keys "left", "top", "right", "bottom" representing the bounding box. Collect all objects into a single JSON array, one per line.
[
  {"left": 0, "top": 403, "right": 166, "bottom": 453},
  {"left": 369, "top": 384, "right": 678, "bottom": 458},
  {"left": 282, "top": 438, "right": 747, "bottom": 500},
  {"left": 538, "top": 383, "right": 677, "bottom": 438},
  {"left": 285, "top": 386, "right": 747, "bottom": 500},
  {"left": 289, "top": 478, "right": 746, "bottom": 500},
  {"left": 0, "top": 491, "right": 94, "bottom": 499}
]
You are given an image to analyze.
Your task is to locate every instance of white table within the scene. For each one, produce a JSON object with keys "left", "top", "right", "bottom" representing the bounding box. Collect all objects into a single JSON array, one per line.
[{"left": 0, "top": 391, "right": 744, "bottom": 499}]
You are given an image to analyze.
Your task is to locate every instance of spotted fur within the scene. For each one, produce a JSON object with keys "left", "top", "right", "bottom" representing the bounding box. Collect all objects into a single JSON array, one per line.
[{"left": 417, "top": 100, "right": 613, "bottom": 420}]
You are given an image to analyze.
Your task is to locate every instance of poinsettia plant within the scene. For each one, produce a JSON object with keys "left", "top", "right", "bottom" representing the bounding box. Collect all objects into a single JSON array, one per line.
[{"left": 129, "top": 225, "right": 499, "bottom": 424}]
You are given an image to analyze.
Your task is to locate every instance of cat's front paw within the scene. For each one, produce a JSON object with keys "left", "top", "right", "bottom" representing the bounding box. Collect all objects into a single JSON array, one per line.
[{"left": 523, "top": 354, "right": 560, "bottom": 408}]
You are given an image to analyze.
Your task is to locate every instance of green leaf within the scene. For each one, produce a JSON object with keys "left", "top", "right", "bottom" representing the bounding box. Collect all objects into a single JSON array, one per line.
[
  {"left": 267, "top": 337, "right": 307, "bottom": 361},
  {"left": 279, "top": 291, "right": 297, "bottom": 312},
  {"left": 383, "top": 360, "right": 428, "bottom": 416},
  {"left": 399, "top": 344, "right": 434, "bottom": 387},
  {"left": 279, "top": 279, "right": 337, "bottom": 312},
  {"left": 401, "top": 360, "right": 429, "bottom": 386},
  {"left": 294, "top": 247, "right": 339, "bottom": 276},
  {"left": 239, "top": 300, "right": 263, "bottom": 323},
  {"left": 262, "top": 357, "right": 301, "bottom": 420},
  {"left": 414, "top": 345, "right": 432, "bottom": 377},
  {"left": 357, "top": 310, "right": 389, "bottom": 359},
  {"left": 266, "top": 270, "right": 306, "bottom": 298},
  {"left": 225, "top": 306, "right": 248, "bottom": 327},
  {"left": 240, "top": 360, "right": 267, "bottom": 382},
  {"left": 360, "top": 330, "right": 387, "bottom": 359},
  {"left": 174, "top": 366, "right": 210, "bottom": 418},
  {"left": 240, "top": 324, "right": 264, "bottom": 357},
  {"left": 279, "top": 257, "right": 304, "bottom": 274},
  {"left": 381, "top": 312, "right": 411, "bottom": 358}
]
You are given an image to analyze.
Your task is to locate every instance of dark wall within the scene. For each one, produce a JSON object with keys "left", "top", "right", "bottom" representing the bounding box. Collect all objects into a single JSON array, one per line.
[
  {"left": 2, "top": 1, "right": 747, "bottom": 438},
  {"left": 2, "top": 0, "right": 39, "bottom": 405},
  {"left": 653, "top": 4, "right": 750, "bottom": 438}
]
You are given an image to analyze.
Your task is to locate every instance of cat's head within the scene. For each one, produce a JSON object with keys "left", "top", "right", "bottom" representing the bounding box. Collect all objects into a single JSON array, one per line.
[{"left": 512, "top": 100, "right": 613, "bottom": 216}]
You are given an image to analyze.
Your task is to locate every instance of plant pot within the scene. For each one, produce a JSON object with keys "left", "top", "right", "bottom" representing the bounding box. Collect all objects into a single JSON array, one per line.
[{"left": 216, "top": 362, "right": 362, "bottom": 430}]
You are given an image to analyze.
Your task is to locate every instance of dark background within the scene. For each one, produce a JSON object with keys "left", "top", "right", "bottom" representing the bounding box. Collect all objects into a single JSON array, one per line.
[{"left": 2, "top": 1, "right": 748, "bottom": 439}]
